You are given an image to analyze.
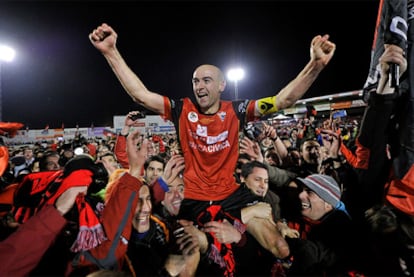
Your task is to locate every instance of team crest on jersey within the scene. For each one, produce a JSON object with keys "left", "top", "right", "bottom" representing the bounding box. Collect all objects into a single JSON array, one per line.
[
  {"left": 217, "top": 111, "right": 226, "bottom": 121},
  {"left": 188, "top": 111, "right": 198, "bottom": 123}
]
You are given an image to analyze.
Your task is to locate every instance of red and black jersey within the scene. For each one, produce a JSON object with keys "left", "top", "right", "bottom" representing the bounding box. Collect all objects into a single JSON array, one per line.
[{"left": 163, "top": 97, "right": 257, "bottom": 201}]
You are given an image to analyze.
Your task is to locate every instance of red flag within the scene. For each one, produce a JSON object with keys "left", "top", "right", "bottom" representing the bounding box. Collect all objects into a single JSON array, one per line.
[
  {"left": 0, "top": 122, "right": 24, "bottom": 138},
  {"left": 363, "top": 0, "right": 408, "bottom": 96},
  {"left": 362, "top": 0, "right": 413, "bottom": 180}
]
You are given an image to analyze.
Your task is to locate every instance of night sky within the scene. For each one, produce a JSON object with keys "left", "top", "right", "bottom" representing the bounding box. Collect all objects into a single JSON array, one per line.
[{"left": 0, "top": 0, "right": 378, "bottom": 129}]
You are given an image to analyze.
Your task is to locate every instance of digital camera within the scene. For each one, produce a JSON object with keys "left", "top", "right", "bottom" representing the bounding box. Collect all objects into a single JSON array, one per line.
[{"left": 244, "top": 121, "right": 264, "bottom": 141}]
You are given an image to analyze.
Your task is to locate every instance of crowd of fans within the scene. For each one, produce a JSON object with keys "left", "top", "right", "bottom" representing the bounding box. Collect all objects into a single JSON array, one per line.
[
  {"left": 0, "top": 21, "right": 412, "bottom": 277},
  {"left": 0, "top": 109, "right": 412, "bottom": 276}
]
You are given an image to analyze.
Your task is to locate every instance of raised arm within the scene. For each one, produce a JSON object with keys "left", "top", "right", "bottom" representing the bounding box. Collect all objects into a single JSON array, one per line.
[
  {"left": 255, "top": 34, "right": 336, "bottom": 116},
  {"left": 89, "top": 23, "right": 165, "bottom": 115},
  {"left": 277, "top": 34, "right": 335, "bottom": 108}
]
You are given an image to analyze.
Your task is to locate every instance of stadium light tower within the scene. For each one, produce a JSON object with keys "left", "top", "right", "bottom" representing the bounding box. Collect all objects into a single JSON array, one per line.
[
  {"left": 0, "top": 44, "right": 16, "bottom": 122},
  {"left": 227, "top": 67, "right": 245, "bottom": 100}
]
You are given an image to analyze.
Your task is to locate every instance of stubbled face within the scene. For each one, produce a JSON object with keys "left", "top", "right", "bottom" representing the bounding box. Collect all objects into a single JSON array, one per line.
[
  {"left": 45, "top": 155, "right": 61, "bottom": 171},
  {"left": 301, "top": 140, "right": 322, "bottom": 165},
  {"left": 162, "top": 176, "right": 184, "bottom": 216},
  {"left": 132, "top": 185, "right": 152, "bottom": 233},
  {"left": 192, "top": 65, "right": 226, "bottom": 114},
  {"left": 298, "top": 187, "right": 331, "bottom": 220},
  {"left": 242, "top": 167, "right": 269, "bottom": 198},
  {"left": 145, "top": 160, "right": 164, "bottom": 184}
]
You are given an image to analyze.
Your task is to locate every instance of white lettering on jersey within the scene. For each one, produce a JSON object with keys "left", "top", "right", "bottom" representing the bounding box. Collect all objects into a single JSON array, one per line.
[
  {"left": 189, "top": 140, "right": 231, "bottom": 152},
  {"left": 207, "top": 130, "right": 228, "bottom": 144},
  {"left": 195, "top": 125, "right": 228, "bottom": 145}
]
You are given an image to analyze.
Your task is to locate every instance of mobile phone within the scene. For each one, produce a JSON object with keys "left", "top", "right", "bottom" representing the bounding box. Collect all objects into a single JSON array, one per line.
[{"left": 130, "top": 112, "right": 145, "bottom": 121}]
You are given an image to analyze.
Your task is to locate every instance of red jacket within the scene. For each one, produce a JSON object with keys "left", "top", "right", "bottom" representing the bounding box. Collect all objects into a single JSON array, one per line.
[
  {"left": 0, "top": 205, "right": 67, "bottom": 277},
  {"left": 70, "top": 172, "right": 144, "bottom": 273},
  {"left": 114, "top": 135, "right": 129, "bottom": 169}
]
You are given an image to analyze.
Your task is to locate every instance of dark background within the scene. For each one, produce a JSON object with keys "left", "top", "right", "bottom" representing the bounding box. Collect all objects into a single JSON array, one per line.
[{"left": 0, "top": 0, "right": 378, "bottom": 129}]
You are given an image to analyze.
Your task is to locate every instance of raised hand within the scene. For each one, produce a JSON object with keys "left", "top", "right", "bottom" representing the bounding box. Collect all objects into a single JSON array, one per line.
[
  {"left": 89, "top": 23, "right": 117, "bottom": 54},
  {"left": 310, "top": 34, "right": 336, "bottom": 66},
  {"left": 127, "top": 129, "right": 149, "bottom": 178}
]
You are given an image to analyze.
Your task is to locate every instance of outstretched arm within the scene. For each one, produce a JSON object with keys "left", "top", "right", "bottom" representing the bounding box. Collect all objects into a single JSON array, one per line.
[
  {"left": 255, "top": 34, "right": 336, "bottom": 116},
  {"left": 276, "top": 34, "right": 336, "bottom": 109},
  {"left": 89, "top": 23, "right": 165, "bottom": 114}
]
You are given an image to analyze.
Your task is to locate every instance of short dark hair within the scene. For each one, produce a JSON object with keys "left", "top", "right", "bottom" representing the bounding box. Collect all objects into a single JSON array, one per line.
[
  {"left": 144, "top": 154, "right": 166, "bottom": 170},
  {"left": 238, "top": 153, "right": 251, "bottom": 161},
  {"left": 241, "top": 161, "right": 268, "bottom": 179},
  {"left": 39, "top": 150, "right": 60, "bottom": 171},
  {"left": 299, "top": 137, "right": 320, "bottom": 152}
]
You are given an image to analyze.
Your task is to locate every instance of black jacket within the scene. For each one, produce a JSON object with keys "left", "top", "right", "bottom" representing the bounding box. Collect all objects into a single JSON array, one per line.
[{"left": 285, "top": 209, "right": 359, "bottom": 276}]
